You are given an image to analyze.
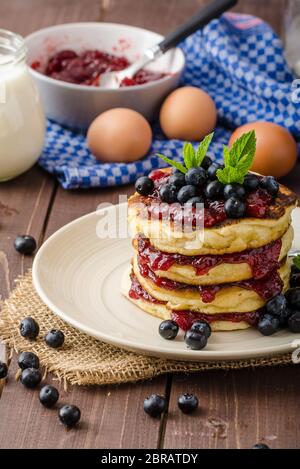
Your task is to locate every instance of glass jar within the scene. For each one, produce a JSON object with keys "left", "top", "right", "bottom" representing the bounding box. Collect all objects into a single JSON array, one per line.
[
  {"left": 0, "top": 29, "right": 45, "bottom": 181},
  {"left": 285, "top": 0, "right": 300, "bottom": 76}
]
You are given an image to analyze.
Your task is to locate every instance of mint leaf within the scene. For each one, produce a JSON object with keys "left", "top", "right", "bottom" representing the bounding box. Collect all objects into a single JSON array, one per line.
[
  {"left": 195, "top": 132, "right": 214, "bottom": 167},
  {"left": 230, "top": 130, "right": 256, "bottom": 167},
  {"left": 183, "top": 143, "right": 196, "bottom": 169},
  {"left": 293, "top": 255, "right": 300, "bottom": 271},
  {"left": 157, "top": 153, "right": 187, "bottom": 174},
  {"left": 217, "top": 130, "right": 256, "bottom": 185}
]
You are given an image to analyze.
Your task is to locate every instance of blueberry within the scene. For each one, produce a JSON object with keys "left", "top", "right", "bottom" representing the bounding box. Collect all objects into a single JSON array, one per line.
[
  {"left": 201, "top": 156, "right": 213, "bottom": 169},
  {"left": 135, "top": 176, "right": 154, "bottom": 196},
  {"left": 257, "top": 314, "right": 280, "bottom": 336},
  {"left": 19, "top": 317, "right": 39, "bottom": 340},
  {"left": 191, "top": 321, "right": 211, "bottom": 338},
  {"left": 177, "top": 185, "right": 197, "bottom": 204},
  {"left": 244, "top": 174, "right": 259, "bottom": 191},
  {"left": 178, "top": 393, "right": 198, "bottom": 414},
  {"left": 21, "top": 368, "right": 42, "bottom": 388},
  {"left": 0, "top": 361, "right": 8, "bottom": 379},
  {"left": 184, "top": 330, "right": 207, "bottom": 350},
  {"left": 224, "top": 197, "right": 246, "bottom": 218},
  {"left": 18, "top": 351, "right": 40, "bottom": 370},
  {"left": 260, "top": 176, "right": 279, "bottom": 196},
  {"left": 185, "top": 196, "right": 204, "bottom": 207},
  {"left": 204, "top": 180, "right": 223, "bottom": 200},
  {"left": 252, "top": 443, "right": 270, "bottom": 449},
  {"left": 290, "top": 274, "right": 300, "bottom": 288},
  {"left": 45, "top": 330, "right": 65, "bottom": 348},
  {"left": 168, "top": 173, "right": 186, "bottom": 188},
  {"left": 265, "top": 294, "right": 287, "bottom": 318},
  {"left": 223, "top": 183, "right": 246, "bottom": 200},
  {"left": 158, "top": 320, "right": 179, "bottom": 340},
  {"left": 144, "top": 394, "right": 166, "bottom": 418},
  {"left": 159, "top": 184, "right": 178, "bottom": 203},
  {"left": 288, "top": 311, "right": 300, "bottom": 332},
  {"left": 14, "top": 235, "right": 36, "bottom": 255},
  {"left": 39, "top": 385, "right": 59, "bottom": 408},
  {"left": 185, "top": 167, "right": 207, "bottom": 187},
  {"left": 207, "top": 163, "right": 222, "bottom": 180},
  {"left": 285, "top": 287, "right": 300, "bottom": 309},
  {"left": 59, "top": 405, "right": 81, "bottom": 427}
]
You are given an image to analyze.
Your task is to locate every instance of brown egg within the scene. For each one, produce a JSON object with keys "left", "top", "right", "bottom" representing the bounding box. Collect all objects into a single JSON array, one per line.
[
  {"left": 87, "top": 108, "right": 152, "bottom": 162},
  {"left": 229, "top": 122, "right": 297, "bottom": 178},
  {"left": 159, "top": 86, "right": 217, "bottom": 141}
]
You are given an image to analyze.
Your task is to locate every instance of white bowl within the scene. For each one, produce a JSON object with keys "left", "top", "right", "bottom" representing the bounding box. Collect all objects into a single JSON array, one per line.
[{"left": 25, "top": 22, "right": 185, "bottom": 129}]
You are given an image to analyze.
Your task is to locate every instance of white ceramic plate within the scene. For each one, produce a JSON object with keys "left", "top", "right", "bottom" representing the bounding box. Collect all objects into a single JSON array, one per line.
[{"left": 32, "top": 204, "right": 300, "bottom": 361}]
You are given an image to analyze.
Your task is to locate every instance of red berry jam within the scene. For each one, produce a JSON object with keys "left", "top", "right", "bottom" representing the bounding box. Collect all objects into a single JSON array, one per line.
[
  {"left": 137, "top": 256, "right": 283, "bottom": 303},
  {"left": 129, "top": 273, "right": 164, "bottom": 304},
  {"left": 171, "top": 309, "right": 262, "bottom": 330},
  {"left": 136, "top": 235, "right": 282, "bottom": 280},
  {"left": 32, "top": 49, "right": 166, "bottom": 87}
]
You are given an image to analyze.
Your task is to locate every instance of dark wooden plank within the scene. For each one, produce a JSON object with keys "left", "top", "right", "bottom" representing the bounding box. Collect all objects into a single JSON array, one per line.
[
  {"left": 0, "top": 0, "right": 101, "bottom": 36},
  {"left": 0, "top": 168, "right": 55, "bottom": 393},
  {"left": 103, "top": 0, "right": 286, "bottom": 36},
  {"left": 164, "top": 366, "right": 300, "bottom": 449}
]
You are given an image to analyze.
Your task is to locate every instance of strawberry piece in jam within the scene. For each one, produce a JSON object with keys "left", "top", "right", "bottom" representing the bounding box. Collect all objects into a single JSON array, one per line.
[{"left": 246, "top": 188, "right": 273, "bottom": 218}]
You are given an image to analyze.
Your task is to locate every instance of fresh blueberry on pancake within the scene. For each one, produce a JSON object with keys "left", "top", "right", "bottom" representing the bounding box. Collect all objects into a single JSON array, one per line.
[
  {"left": 159, "top": 183, "right": 178, "bottom": 203},
  {"left": 185, "top": 167, "right": 207, "bottom": 186},
  {"left": 243, "top": 173, "right": 259, "bottom": 191},
  {"left": 204, "top": 180, "right": 224, "bottom": 200},
  {"left": 290, "top": 274, "right": 300, "bottom": 288},
  {"left": 223, "top": 183, "right": 246, "bottom": 200},
  {"left": 201, "top": 155, "right": 213, "bottom": 169},
  {"left": 169, "top": 172, "right": 186, "bottom": 188},
  {"left": 207, "top": 162, "right": 223, "bottom": 180},
  {"left": 224, "top": 197, "right": 246, "bottom": 218},
  {"left": 265, "top": 294, "right": 287, "bottom": 317},
  {"left": 177, "top": 185, "right": 198, "bottom": 204},
  {"left": 135, "top": 176, "right": 154, "bottom": 196},
  {"left": 260, "top": 175, "right": 279, "bottom": 197},
  {"left": 185, "top": 196, "right": 204, "bottom": 206},
  {"left": 285, "top": 287, "right": 300, "bottom": 309}
]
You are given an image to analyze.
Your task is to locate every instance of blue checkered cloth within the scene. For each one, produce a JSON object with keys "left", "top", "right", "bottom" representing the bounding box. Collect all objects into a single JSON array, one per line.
[{"left": 39, "top": 13, "right": 300, "bottom": 189}]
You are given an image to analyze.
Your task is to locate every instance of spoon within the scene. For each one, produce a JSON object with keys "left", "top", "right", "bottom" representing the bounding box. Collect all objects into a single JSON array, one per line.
[{"left": 99, "top": 0, "right": 238, "bottom": 89}]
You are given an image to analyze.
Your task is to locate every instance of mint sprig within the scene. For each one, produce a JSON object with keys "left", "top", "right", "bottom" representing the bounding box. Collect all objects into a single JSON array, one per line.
[
  {"left": 157, "top": 132, "right": 214, "bottom": 174},
  {"left": 293, "top": 255, "right": 300, "bottom": 271},
  {"left": 216, "top": 130, "right": 256, "bottom": 184}
]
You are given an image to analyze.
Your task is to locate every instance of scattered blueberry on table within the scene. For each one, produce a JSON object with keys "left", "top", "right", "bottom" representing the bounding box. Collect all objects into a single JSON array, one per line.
[
  {"left": 44, "top": 329, "right": 65, "bottom": 348},
  {"left": 0, "top": 361, "right": 8, "bottom": 379},
  {"left": 59, "top": 405, "right": 81, "bottom": 427},
  {"left": 19, "top": 317, "right": 40, "bottom": 340},
  {"left": 144, "top": 394, "right": 167, "bottom": 418},
  {"left": 39, "top": 385, "right": 60, "bottom": 408},
  {"left": 252, "top": 443, "right": 270, "bottom": 449},
  {"left": 178, "top": 393, "right": 199, "bottom": 414},
  {"left": 14, "top": 235, "right": 37, "bottom": 255},
  {"left": 18, "top": 351, "right": 40, "bottom": 370},
  {"left": 20, "top": 367, "right": 42, "bottom": 389}
]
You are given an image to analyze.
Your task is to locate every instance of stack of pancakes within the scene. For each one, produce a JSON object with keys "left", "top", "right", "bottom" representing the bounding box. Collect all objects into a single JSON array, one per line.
[{"left": 122, "top": 171, "right": 297, "bottom": 331}]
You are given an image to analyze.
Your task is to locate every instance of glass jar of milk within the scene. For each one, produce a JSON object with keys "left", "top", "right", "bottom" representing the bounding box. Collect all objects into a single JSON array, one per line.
[{"left": 0, "top": 29, "right": 45, "bottom": 181}]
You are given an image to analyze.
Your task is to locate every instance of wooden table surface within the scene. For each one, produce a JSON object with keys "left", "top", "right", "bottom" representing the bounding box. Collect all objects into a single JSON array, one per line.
[{"left": 0, "top": 0, "right": 299, "bottom": 449}]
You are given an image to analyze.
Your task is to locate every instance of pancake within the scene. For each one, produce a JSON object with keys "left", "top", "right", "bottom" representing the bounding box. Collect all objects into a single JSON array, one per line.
[
  {"left": 132, "top": 256, "right": 291, "bottom": 314},
  {"left": 134, "top": 226, "right": 293, "bottom": 285},
  {"left": 128, "top": 173, "right": 297, "bottom": 255},
  {"left": 121, "top": 267, "right": 253, "bottom": 331}
]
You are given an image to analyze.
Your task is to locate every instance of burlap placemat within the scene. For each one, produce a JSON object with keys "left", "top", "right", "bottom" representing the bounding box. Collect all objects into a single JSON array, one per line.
[{"left": 0, "top": 272, "right": 295, "bottom": 387}]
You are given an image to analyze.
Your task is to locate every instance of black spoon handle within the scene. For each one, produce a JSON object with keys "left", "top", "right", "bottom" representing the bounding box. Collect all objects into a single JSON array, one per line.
[{"left": 158, "top": 0, "right": 238, "bottom": 53}]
